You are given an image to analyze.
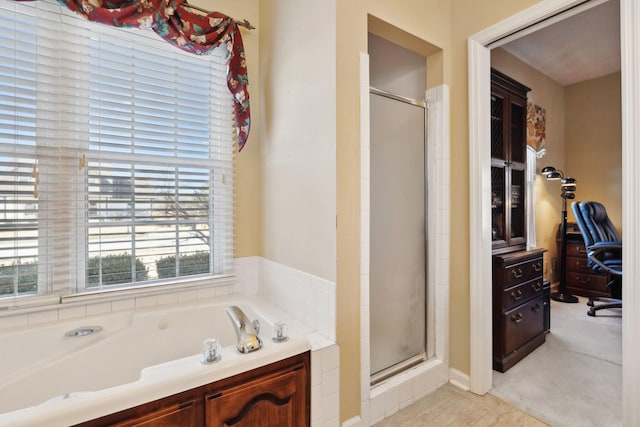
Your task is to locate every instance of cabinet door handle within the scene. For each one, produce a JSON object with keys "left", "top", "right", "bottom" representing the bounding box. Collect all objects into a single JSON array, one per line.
[
  {"left": 532, "top": 303, "right": 542, "bottom": 312},
  {"left": 532, "top": 262, "right": 542, "bottom": 272},
  {"left": 511, "top": 268, "right": 523, "bottom": 279},
  {"left": 511, "top": 289, "right": 523, "bottom": 301},
  {"left": 511, "top": 312, "right": 523, "bottom": 323},
  {"left": 531, "top": 281, "right": 542, "bottom": 292}
]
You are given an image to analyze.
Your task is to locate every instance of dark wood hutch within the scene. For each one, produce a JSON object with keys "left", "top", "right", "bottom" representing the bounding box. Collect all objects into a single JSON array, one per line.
[{"left": 490, "top": 68, "right": 546, "bottom": 372}]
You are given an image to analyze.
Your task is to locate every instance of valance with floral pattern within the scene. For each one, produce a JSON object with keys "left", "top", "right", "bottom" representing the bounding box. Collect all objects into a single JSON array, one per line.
[{"left": 18, "top": 0, "right": 251, "bottom": 151}]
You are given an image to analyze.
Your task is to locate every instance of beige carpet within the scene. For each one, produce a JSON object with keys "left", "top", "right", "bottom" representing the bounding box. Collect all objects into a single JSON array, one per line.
[{"left": 491, "top": 296, "right": 622, "bottom": 427}]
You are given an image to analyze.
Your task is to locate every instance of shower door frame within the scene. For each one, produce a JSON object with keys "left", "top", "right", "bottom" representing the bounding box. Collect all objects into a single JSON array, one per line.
[{"left": 368, "top": 86, "right": 430, "bottom": 385}]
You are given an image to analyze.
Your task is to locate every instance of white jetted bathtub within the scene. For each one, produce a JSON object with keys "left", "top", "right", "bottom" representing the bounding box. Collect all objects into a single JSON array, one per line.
[{"left": 0, "top": 294, "right": 311, "bottom": 426}]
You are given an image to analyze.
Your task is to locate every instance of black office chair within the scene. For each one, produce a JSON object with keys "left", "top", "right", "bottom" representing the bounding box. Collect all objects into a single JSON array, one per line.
[{"left": 571, "top": 201, "right": 622, "bottom": 316}]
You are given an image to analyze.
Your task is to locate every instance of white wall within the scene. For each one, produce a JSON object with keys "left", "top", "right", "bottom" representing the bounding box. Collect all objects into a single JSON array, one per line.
[{"left": 259, "top": 0, "right": 337, "bottom": 282}]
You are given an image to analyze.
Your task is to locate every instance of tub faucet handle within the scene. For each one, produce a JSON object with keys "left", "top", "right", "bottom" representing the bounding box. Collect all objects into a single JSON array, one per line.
[{"left": 201, "top": 338, "right": 221, "bottom": 364}]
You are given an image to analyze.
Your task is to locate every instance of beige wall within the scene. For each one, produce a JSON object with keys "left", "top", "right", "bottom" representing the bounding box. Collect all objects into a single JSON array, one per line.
[
  {"left": 491, "top": 48, "right": 566, "bottom": 282},
  {"left": 259, "top": 0, "right": 337, "bottom": 281},
  {"left": 566, "top": 72, "right": 622, "bottom": 231},
  {"left": 194, "top": 0, "right": 262, "bottom": 258}
]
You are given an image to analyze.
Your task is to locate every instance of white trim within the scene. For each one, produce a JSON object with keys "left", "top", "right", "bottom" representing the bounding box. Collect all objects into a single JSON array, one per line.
[
  {"left": 470, "top": 2, "right": 640, "bottom": 426},
  {"left": 467, "top": 36, "right": 493, "bottom": 395},
  {"left": 342, "top": 416, "right": 362, "bottom": 427},
  {"left": 621, "top": 1, "right": 640, "bottom": 426},
  {"left": 448, "top": 367, "right": 470, "bottom": 391},
  {"left": 526, "top": 146, "right": 537, "bottom": 249}
]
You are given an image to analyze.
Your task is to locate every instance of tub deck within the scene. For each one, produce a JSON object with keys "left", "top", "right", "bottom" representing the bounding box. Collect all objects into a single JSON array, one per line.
[{"left": 0, "top": 295, "right": 311, "bottom": 427}]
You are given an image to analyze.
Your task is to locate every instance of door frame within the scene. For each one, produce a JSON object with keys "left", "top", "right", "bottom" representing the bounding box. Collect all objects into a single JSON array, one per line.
[{"left": 468, "top": 0, "right": 640, "bottom": 425}]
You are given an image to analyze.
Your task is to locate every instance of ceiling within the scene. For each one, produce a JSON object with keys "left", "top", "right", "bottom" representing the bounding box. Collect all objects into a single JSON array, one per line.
[{"left": 501, "top": 0, "right": 620, "bottom": 87}]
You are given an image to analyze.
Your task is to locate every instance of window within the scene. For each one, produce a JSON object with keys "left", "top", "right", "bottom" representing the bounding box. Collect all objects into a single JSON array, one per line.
[{"left": 0, "top": 0, "right": 235, "bottom": 299}]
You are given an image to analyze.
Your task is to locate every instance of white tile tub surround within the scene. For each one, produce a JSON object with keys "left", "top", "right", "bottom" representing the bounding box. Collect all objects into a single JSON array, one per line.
[
  {"left": 0, "top": 259, "right": 340, "bottom": 426},
  {"left": 0, "top": 279, "right": 237, "bottom": 332},
  {"left": 258, "top": 257, "right": 337, "bottom": 342},
  {"left": 359, "top": 51, "right": 451, "bottom": 427},
  {"left": 235, "top": 257, "right": 340, "bottom": 426}
]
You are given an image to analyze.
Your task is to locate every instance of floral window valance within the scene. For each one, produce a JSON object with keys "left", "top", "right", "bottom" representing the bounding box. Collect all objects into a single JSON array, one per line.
[{"left": 16, "top": 0, "right": 251, "bottom": 151}]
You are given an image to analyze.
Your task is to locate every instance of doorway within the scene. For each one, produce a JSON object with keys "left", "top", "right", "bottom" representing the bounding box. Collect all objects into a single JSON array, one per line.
[{"left": 468, "top": 0, "right": 640, "bottom": 425}]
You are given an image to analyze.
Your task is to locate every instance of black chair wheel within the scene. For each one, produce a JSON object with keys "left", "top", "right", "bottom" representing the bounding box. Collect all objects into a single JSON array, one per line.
[{"left": 587, "top": 308, "right": 596, "bottom": 317}]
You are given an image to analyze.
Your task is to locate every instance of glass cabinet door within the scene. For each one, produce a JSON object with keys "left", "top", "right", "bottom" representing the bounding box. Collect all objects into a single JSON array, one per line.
[{"left": 491, "top": 69, "right": 529, "bottom": 252}]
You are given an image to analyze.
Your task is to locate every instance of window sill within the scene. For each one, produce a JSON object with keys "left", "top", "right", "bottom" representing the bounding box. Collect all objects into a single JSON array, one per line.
[{"left": 0, "top": 275, "right": 235, "bottom": 319}]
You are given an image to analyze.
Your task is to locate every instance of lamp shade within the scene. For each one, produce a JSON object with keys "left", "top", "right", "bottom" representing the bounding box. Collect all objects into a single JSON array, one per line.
[
  {"left": 541, "top": 166, "right": 556, "bottom": 175},
  {"left": 546, "top": 171, "right": 563, "bottom": 180}
]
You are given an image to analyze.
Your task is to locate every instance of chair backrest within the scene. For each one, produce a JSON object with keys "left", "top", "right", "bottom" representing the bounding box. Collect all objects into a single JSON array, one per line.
[{"left": 571, "top": 201, "right": 621, "bottom": 247}]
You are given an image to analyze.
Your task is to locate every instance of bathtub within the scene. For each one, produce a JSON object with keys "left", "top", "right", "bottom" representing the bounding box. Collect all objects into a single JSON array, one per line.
[{"left": 0, "top": 294, "right": 312, "bottom": 427}]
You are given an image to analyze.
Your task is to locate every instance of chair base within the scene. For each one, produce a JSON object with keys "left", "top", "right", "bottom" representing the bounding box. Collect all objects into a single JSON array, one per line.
[{"left": 587, "top": 297, "right": 622, "bottom": 317}]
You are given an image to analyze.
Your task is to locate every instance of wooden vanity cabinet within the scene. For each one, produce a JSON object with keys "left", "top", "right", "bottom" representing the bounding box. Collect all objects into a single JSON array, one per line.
[
  {"left": 74, "top": 352, "right": 310, "bottom": 427},
  {"left": 111, "top": 400, "right": 199, "bottom": 427},
  {"left": 206, "top": 359, "right": 307, "bottom": 426}
]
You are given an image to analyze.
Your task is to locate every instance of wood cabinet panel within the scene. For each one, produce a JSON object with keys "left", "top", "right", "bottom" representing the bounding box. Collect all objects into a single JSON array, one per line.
[
  {"left": 206, "top": 366, "right": 306, "bottom": 427},
  {"left": 493, "top": 249, "right": 546, "bottom": 372},
  {"left": 112, "top": 401, "right": 198, "bottom": 427},
  {"left": 502, "top": 277, "right": 544, "bottom": 312},
  {"left": 491, "top": 68, "right": 530, "bottom": 253},
  {"left": 561, "top": 225, "right": 611, "bottom": 298}
]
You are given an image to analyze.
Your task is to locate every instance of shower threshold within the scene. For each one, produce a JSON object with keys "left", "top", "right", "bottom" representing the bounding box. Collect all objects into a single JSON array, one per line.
[{"left": 370, "top": 353, "right": 427, "bottom": 386}]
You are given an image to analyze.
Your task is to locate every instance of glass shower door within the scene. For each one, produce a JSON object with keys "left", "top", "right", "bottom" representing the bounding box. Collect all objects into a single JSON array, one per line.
[{"left": 370, "top": 89, "right": 427, "bottom": 382}]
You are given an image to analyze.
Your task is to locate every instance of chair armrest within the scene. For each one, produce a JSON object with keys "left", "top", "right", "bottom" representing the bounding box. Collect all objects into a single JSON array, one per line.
[
  {"left": 586, "top": 241, "right": 622, "bottom": 276},
  {"left": 587, "top": 241, "right": 622, "bottom": 251}
]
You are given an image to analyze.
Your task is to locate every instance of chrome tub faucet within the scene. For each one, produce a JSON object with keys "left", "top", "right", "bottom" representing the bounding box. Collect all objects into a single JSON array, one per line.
[{"left": 226, "top": 306, "right": 263, "bottom": 353}]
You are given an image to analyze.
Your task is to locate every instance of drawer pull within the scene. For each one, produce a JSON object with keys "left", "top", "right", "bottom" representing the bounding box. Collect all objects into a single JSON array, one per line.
[
  {"left": 531, "top": 281, "right": 542, "bottom": 292},
  {"left": 576, "top": 246, "right": 587, "bottom": 254},
  {"left": 511, "top": 289, "right": 523, "bottom": 301},
  {"left": 532, "top": 262, "right": 542, "bottom": 272},
  {"left": 576, "top": 275, "right": 591, "bottom": 286},
  {"left": 511, "top": 268, "right": 523, "bottom": 279},
  {"left": 532, "top": 303, "right": 542, "bottom": 312},
  {"left": 511, "top": 312, "right": 523, "bottom": 323}
]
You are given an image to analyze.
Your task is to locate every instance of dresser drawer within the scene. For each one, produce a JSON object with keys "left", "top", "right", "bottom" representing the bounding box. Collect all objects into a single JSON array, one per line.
[
  {"left": 566, "top": 256, "right": 594, "bottom": 274},
  {"left": 502, "top": 297, "right": 544, "bottom": 355},
  {"left": 502, "top": 277, "right": 544, "bottom": 311},
  {"left": 566, "top": 272, "right": 609, "bottom": 293},
  {"left": 566, "top": 242, "right": 588, "bottom": 258},
  {"left": 499, "top": 258, "right": 543, "bottom": 287}
]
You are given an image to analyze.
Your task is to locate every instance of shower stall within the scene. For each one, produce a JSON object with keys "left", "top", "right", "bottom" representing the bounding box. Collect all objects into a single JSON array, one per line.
[{"left": 369, "top": 86, "right": 427, "bottom": 384}]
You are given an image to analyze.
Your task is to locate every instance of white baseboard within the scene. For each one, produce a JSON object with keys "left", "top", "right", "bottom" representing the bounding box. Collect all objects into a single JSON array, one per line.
[
  {"left": 342, "top": 416, "right": 362, "bottom": 427},
  {"left": 448, "top": 367, "right": 470, "bottom": 391}
]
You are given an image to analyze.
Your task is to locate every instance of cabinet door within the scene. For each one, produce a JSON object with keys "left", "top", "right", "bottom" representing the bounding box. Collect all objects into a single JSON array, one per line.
[
  {"left": 206, "top": 367, "right": 307, "bottom": 427},
  {"left": 111, "top": 400, "right": 198, "bottom": 427},
  {"left": 491, "top": 70, "right": 528, "bottom": 252}
]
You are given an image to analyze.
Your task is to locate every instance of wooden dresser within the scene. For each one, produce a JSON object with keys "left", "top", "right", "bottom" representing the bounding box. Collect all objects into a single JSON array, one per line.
[
  {"left": 492, "top": 248, "right": 546, "bottom": 372},
  {"left": 562, "top": 223, "right": 611, "bottom": 298}
]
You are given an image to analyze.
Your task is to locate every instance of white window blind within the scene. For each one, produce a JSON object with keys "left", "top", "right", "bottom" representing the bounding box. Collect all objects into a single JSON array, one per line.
[{"left": 0, "top": 0, "right": 235, "bottom": 298}]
